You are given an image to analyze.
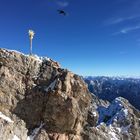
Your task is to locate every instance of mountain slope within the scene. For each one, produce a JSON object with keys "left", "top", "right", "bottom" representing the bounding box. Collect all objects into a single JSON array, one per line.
[
  {"left": 85, "top": 76, "right": 140, "bottom": 110},
  {"left": 86, "top": 97, "right": 140, "bottom": 140},
  {"left": 0, "top": 48, "right": 140, "bottom": 140}
]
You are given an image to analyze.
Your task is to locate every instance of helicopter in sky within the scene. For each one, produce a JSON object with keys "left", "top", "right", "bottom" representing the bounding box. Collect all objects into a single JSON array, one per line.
[{"left": 57, "top": 9, "right": 67, "bottom": 16}]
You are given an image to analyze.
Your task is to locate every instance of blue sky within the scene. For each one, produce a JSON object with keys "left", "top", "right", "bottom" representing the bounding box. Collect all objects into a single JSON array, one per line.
[{"left": 0, "top": 0, "right": 140, "bottom": 76}]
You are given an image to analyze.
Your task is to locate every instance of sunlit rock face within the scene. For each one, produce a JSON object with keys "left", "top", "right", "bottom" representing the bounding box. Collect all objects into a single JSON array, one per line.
[{"left": 0, "top": 48, "right": 140, "bottom": 140}]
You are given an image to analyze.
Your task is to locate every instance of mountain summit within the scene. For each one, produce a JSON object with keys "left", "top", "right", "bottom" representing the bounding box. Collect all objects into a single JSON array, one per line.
[{"left": 0, "top": 48, "right": 140, "bottom": 140}]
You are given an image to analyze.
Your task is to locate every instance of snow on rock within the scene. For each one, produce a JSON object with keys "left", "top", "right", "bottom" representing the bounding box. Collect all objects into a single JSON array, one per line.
[
  {"left": 45, "top": 79, "right": 57, "bottom": 92},
  {"left": 97, "top": 97, "right": 128, "bottom": 125},
  {"left": 12, "top": 135, "right": 20, "bottom": 140},
  {"left": 27, "top": 123, "right": 44, "bottom": 140},
  {"left": 0, "top": 112, "right": 14, "bottom": 123},
  {"left": 31, "top": 55, "right": 50, "bottom": 63},
  {"left": 121, "top": 124, "right": 131, "bottom": 135},
  {"left": 30, "top": 55, "right": 50, "bottom": 63},
  {"left": 29, "top": 55, "right": 43, "bottom": 63},
  {"left": 39, "top": 56, "right": 50, "bottom": 61},
  {"left": 96, "top": 121, "right": 131, "bottom": 139},
  {"left": 1, "top": 48, "right": 24, "bottom": 55},
  {"left": 84, "top": 76, "right": 140, "bottom": 110},
  {"left": 108, "top": 131, "right": 118, "bottom": 140},
  {"left": 92, "top": 112, "right": 97, "bottom": 117},
  {"left": 95, "top": 97, "right": 131, "bottom": 140},
  {"left": 1, "top": 48, "right": 51, "bottom": 64},
  {"left": 96, "top": 123, "right": 120, "bottom": 140}
]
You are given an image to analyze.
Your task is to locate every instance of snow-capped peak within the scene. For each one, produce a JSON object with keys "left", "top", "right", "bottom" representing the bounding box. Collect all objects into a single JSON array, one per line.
[{"left": 97, "top": 97, "right": 128, "bottom": 126}]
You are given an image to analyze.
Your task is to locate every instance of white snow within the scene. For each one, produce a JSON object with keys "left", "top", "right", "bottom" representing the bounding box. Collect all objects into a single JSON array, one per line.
[
  {"left": 30, "top": 55, "right": 43, "bottom": 63},
  {"left": 30, "top": 55, "right": 50, "bottom": 63},
  {"left": 12, "top": 135, "right": 20, "bottom": 140},
  {"left": 45, "top": 79, "right": 57, "bottom": 92},
  {"left": 1, "top": 48, "right": 51, "bottom": 64},
  {"left": 121, "top": 124, "right": 131, "bottom": 134},
  {"left": 92, "top": 112, "right": 97, "bottom": 117},
  {"left": 96, "top": 97, "right": 131, "bottom": 140},
  {"left": 1, "top": 48, "right": 24, "bottom": 55},
  {"left": 108, "top": 125, "right": 119, "bottom": 140},
  {"left": 0, "top": 112, "right": 13, "bottom": 123},
  {"left": 116, "top": 127, "right": 121, "bottom": 133},
  {"left": 90, "top": 80, "right": 94, "bottom": 85},
  {"left": 123, "top": 109, "right": 128, "bottom": 116},
  {"left": 31, "top": 55, "right": 51, "bottom": 63},
  {"left": 96, "top": 123, "right": 119, "bottom": 140},
  {"left": 27, "top": 123, "right": 44, "bottom": 140},
  {"left": 39, "top": 56, "right": 50, "bottom": 61},
  {"left": 97, "top": 97, "right": 128, "bottom": 125},
  {"left": 109, "top": 131, "right": 118, "bottom": 140}
]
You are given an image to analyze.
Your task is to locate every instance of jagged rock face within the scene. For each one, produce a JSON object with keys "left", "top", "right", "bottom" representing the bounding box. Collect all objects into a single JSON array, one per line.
[
  {"left": 0, "top": 49, "right": 92, "bottom": 140},
  {"left": 84, "top": 97, "right": 140, "bottom": 140},
  {"left": 0, "top": 48, "right": 140, "bottom": 140}
]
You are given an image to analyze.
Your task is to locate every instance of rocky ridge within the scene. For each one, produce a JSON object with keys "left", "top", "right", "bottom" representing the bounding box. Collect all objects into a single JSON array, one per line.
[
  {"left": 84, "top": 76, "right": 140, "bottom": 110},
  {"left": 0, "top": 48, "right": 140, "bottom": 140}
]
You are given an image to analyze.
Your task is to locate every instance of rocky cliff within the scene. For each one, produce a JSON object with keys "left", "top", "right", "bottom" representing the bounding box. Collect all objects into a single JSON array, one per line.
[{"left": 0, "top": 48, "right": 140, "bottom": 140}]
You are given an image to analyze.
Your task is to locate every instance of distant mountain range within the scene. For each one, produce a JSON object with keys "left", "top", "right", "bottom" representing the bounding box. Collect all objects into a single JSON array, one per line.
[{"left": 84, "top": 76, "right": 140, "bottom": 110}]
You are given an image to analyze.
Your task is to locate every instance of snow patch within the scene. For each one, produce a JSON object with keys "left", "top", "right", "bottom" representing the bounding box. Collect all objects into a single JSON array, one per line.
[
  {"left": 108, "top": 125, "right": 120, "bottom": 140},
  {"left": 31, "top": 55, "right": 51, "bottom": 63},
  {"left": 109, "top": 131, "right": 118, "bottom": 140},
  {"left": 30, "top": 55, "right": 43, "bottom": 63},
  {"left": 96, "top": 123, "right": 119, "bottom": 140},
  {"left": 121, "top": 124, "right": 131, "bottom": 134},
  {"left": 39, "top": 56, "right": 50, "bottom": 61},
  {"left": 12, "top": 135, "right": 20, "bottom": 140},
  {"left": 27, "top": 123, "right": 44, "bottom": 140},
  {"left": 1, "top": 48, "right": 24, "bottom": 55},
  {"left": 45, "top": 79, "right": 57, "bottom": 92},
  {"left": 1, "top": 48, "right": 51, "bottom": 64},
  {"left": 96, "top": 97, "right": 131, "bottom": 139},
  {"left": 97, "top": 97, "right": 128, "bottom": 125},
  {"left": 0, "top": 112, "right": 13, "bottom": 123},
  {"left": 30, "top": 55, "right": 50, "bottom": 63},
  {"left": 92, "top": 111, "right": 97, "bottom": 117}
]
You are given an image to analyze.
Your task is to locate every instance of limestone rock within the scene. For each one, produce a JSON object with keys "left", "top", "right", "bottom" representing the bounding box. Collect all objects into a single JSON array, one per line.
[{"left": 0, "top": 48, "right": 140, "bottom": 140}]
